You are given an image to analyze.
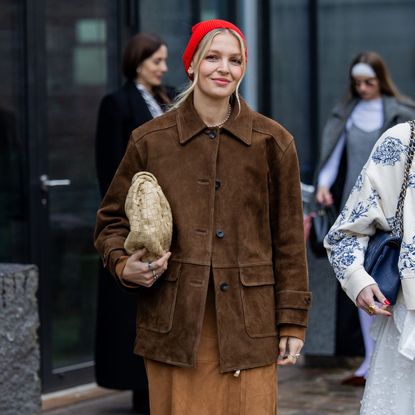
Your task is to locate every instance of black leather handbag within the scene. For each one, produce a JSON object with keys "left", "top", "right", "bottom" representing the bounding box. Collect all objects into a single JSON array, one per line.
[
  {"left": 309, "top": 204, "right": 338, "bottom": 258},
  {"left": 363, "top": 120, "right": 415, "bottom": 305}
]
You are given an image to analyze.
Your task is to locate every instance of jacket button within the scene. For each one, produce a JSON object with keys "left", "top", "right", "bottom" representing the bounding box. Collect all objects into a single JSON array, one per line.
[
  {"left": 304, "top": 297, "right": 311, "bottom": 305},
  {"left": 215, "top": 179, "right": 221, "bottom": 190},
  {"left": 207, "top": 130, "right": 216, "bottom": 139},
  {"left": 220, "top": 282, "right": 229, "bottom": 292},
  {"left": 216, "top": 230, "right": 224, "bottom": 238}
]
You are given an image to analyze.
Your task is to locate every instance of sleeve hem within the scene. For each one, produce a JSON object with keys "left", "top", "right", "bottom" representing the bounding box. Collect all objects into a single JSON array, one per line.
[
  {"left": 278, "top": 324, "right": 306, "bottom": 341},
  {"left": 343, "top": 267, "right": 376, "bottom": 304}
]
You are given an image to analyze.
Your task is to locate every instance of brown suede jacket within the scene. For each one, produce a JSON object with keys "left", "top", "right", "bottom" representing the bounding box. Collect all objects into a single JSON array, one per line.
[{"left": 94, "top": 96, "right": 311, "bottom": 373}]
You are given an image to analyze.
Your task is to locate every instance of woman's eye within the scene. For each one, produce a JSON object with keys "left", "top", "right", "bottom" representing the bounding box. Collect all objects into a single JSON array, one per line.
[
  {"left": 206, "top": 55, "right": 219, "bottom": 61},
  {"left": 230, "top": 58, "right": 242, "bottom": 65}
]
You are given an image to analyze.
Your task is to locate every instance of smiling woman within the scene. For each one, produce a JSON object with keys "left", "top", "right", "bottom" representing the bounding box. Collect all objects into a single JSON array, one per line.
[
  {"left": 135, "top": 44, "right": 168, "bottom": 91},
  {"left": 94, "top": 19, "right": 311, "bottom": 415},
  {"left": 192, "top": 31, "right": 243, "bottom": 123},
  {"left": 172, "top": 22, "right": 247, "bottom": 125}
]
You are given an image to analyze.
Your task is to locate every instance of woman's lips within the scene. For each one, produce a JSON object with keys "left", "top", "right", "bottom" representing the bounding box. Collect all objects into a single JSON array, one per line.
[{"left": 212, "top": 78, "right": 230, "bottom": 86}]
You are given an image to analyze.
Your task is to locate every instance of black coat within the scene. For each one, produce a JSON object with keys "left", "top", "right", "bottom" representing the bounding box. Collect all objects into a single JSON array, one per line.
[{"left": 94, "top": 81, "right": 174, "bottom": 389}]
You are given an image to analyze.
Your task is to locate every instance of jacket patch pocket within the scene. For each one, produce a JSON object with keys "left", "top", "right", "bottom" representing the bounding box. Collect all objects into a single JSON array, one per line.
[
  {"left": 239, "top": 265, "right": 277, "bottom": 338},
  {"left": 136, "top": 261, "right": 181, "bottom": 333}
]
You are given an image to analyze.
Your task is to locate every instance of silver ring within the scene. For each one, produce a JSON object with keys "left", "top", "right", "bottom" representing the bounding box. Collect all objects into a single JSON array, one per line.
[
  {"left": 288, "top": 354, "right": 300, "bottom": 359},
  {"left": 148, "top": 262, "right": 153, "bottom": 271}
]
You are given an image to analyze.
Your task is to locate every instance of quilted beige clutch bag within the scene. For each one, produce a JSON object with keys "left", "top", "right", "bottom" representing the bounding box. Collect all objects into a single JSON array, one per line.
[{"left": 124, "top": 172, "right": 172, "bottom": 262}]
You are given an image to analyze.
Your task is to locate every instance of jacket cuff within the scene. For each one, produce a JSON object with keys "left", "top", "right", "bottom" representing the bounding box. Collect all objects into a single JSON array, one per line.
[
  {"left": 114, "top": 256, "right": 140, "bottom": 289},
  {"left": 343, "top": 266, "right": 376, "bottom": 304},
  {"left": 276, "top": 290, "right": 311, "bottom": 326},
  {"left": 278, "top": 324, "right": 306, "bottom": 341},
  {"left": 101, "top": 237, "right": 129, "bottom": 275}
]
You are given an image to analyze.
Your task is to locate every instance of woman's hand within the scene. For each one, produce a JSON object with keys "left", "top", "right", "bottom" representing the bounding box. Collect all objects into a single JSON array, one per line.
[
  {"left": 122, "top": 248, "right": 171, "bottom": 288},
  {"left": 356, "top": 284, "right": 392, "bottom": 316},
  {"left": 316, "top": 186, "right": 334, "bottom": 206},
  {"left": 277, "top": 336, "right": 304, "bottom": 366}
]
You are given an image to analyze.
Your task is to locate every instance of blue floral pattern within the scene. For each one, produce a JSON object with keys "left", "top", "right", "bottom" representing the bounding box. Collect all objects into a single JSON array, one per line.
[
  {"left": 326, "top": 229, "right": 346, "bottom": 246},
  {"left": 348, "top": 188, "right": 380, "bottom": 223},
  {"left": 408, "top": 173, "right": 415, "bottom": 189},
  {"left": 329, "top": 235, "right": 363, "bottom": 280},
  {"left": 400, "top": 235, "right": 415, "bottom": 273},
  {"left": 371, "top": 137, "right": 406, "bottom": 166},
  {"left": 327, "top": 184, "right": 381, "bottom": 280},
  {"left": 349, "top": 202, "right": 370, "bottom": 223},
  {"left": 352, "top": 171, "right": 364, "bottom": 193}
]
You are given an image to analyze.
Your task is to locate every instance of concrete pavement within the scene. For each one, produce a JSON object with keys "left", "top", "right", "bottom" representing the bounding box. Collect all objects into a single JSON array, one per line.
[
  {"left": 43, "top": 358, "right": 364, "bottom": 415},
  {"left": 278, "top": 359, "right": 363, "bottom": 415}
]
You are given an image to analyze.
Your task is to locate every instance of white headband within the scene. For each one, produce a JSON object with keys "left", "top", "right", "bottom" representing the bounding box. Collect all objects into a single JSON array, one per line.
[{"left": 351, "top": 63, "right": 376, "bottom": 78}]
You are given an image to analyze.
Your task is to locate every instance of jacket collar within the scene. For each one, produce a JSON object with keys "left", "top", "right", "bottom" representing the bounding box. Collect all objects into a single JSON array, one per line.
[
  {"left": 124, "top": 81, "right": 152, "bottom": 124},
  {"left": 332, "top": 95, "right": 407, "bottom": 127},
  {"left": 177, "top": 95, "right": 252, "bottom": 146},
  {"left": 331, "top": 98, "right": 358, "bottom": 120}
]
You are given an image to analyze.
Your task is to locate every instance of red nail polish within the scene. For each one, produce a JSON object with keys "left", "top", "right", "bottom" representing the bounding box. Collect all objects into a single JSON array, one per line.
[{"left": 384, "top": 299, "right": 391, "bottom": 306}]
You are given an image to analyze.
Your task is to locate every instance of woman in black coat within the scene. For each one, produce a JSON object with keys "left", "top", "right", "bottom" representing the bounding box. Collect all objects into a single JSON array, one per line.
[{"left": 94, "top": 32, "right": 174, "bottom": 413}]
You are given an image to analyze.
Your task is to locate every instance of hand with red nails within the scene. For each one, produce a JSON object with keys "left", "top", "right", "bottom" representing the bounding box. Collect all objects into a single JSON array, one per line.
[{"left": 356, "top": 284, "right": 392, "bottom": 316}]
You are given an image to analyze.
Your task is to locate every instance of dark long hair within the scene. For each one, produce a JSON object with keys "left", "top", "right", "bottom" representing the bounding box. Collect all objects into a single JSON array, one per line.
[
  {"left": 348, "top": 51, "right": 401, "bottom": 100},
  {"left": 122, "top": 33, "right": 170, "bottom": 105}
]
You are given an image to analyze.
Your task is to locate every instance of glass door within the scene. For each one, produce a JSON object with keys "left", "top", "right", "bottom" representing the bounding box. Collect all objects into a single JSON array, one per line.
[
  {"left": 0, "top": 2, "right": 28, "bottom": 265},
  {"left": 39, "top": 0, "right": 119, "bottom": 391}
]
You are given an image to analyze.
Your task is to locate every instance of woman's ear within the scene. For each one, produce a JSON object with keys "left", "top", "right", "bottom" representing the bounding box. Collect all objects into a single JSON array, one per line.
[{"left": 187, "top": 66, "right": 194, "bottom": 77}]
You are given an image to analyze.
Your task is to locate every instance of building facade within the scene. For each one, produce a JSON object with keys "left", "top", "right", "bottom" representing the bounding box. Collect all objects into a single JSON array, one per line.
[{"left": 1, "top": 0, "right": 415, "bottom": 392}]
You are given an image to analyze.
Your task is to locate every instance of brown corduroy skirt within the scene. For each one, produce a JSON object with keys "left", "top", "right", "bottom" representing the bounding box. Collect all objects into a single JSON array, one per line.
[{"left": 144, "top": 288, "right": 277, "bottom": 415}]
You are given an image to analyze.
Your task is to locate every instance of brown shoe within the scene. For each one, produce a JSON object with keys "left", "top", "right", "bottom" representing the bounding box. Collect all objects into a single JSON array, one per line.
[{"left": 341, "top": 375, "right": 366, "bottom": 386}]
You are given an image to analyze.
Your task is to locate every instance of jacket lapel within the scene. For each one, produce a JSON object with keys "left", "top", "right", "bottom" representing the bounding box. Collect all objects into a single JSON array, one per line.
[{"left": 125, "top": 81, "right": 153, "bottom": 126}]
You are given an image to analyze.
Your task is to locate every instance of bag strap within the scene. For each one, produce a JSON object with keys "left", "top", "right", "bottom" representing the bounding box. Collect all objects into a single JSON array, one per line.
[{"left": 394, "top": 120, "right": 415, "bottom": 237}]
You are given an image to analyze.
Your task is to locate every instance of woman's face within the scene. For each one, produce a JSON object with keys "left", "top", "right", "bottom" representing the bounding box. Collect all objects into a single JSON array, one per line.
[
  {"left": 136, "top": 45, "right": 168, "bottom": 90},
  {"left": 353, "top": 75, "right": 381, "bottom": 101},
  {"left": 193, "top": 31, "right": 244, "bottom": 101}
]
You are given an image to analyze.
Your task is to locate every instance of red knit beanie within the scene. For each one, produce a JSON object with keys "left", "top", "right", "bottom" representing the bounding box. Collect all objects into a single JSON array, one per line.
[{"left": 182, "top": 19, "right": 247, "bottom": 78}]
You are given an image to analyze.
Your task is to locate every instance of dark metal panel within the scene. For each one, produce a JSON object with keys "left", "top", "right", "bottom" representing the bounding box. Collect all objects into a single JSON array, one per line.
[
  {"left": 308, "top": 0, "right": 319, "bottom": 178},
  {"left": 24, "top": 0, "right": 56, "bottom": 392},
  {"left": 117, "top": 0, "right": 140, "bottom": 86},
  {"left": 227, "top": 0, "right": 237, "bottom": 21},
  {"left": 258, "top": 0, "right": 271, "bottom": 116},
  {"left": 190, "top": 0, "right": 201, "bottom": 25}
]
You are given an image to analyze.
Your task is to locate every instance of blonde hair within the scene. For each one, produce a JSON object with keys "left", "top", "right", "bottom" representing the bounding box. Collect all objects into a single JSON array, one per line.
[{"left": 170, "top": 28, "right": 246, "bottom": 113}]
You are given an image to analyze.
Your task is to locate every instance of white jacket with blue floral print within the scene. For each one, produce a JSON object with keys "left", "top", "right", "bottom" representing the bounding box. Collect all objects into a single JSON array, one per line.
[{"left": 325, "top": 121, "right": 415, "bottom": 310}]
